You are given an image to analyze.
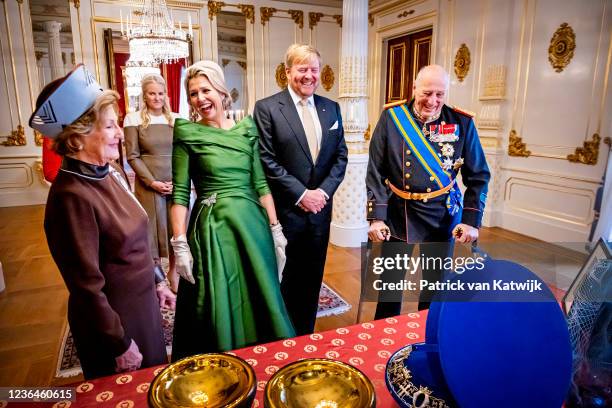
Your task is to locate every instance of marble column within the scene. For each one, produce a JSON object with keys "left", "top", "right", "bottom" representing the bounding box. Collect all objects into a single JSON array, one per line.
[
  {"left": 35, "top": 51, "right": 46, "bottom": 91},
  {"left": 329, "top": 0, "right": 369, "bottom": 247},
  {"left": 43, "top": 21, "right": 63, "bottom": 80}
]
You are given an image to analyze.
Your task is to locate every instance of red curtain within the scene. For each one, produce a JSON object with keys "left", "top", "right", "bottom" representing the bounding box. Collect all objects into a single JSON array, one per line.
[
  {"left": 113, "top": 52, "right": 130, "bottom": 121},
  {"left": 42, "top": 137, "right": 62, "bottom": 183},
  {"left": 161, "top": 58, "right": 187, "bottom": 113}
]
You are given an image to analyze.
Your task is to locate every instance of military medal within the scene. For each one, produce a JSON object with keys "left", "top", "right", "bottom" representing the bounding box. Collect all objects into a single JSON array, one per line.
[
  {"left": 429, "top": 123, "right": 459, "bottom": 143},
  {"left": 441, "top": 143, "right": 454, "bottom": 157},
  {"left": 453, "top": 157, "right": 464, "bottom": 170},
  {"left": 442, "top": 158, "right": 454, "bottom": 171}
]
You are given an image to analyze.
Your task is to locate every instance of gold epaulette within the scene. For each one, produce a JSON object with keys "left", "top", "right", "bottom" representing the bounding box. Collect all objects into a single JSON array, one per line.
[
  {"left": 450, "top": 104, "right": 475, "bottom": 118},
  {"left": 383, "top": 99, "right": 407, "bottom": 110}
]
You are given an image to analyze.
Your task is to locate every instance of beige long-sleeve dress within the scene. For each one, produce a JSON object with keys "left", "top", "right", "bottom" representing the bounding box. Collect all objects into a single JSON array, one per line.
[{"left": 124, "top": 111, "right": 176, "bottom": 261}]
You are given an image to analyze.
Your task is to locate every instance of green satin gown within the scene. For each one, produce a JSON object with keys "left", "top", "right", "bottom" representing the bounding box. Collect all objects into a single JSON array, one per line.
[{"left": 171, "top": 117, "right": 295, "bottom": 361}]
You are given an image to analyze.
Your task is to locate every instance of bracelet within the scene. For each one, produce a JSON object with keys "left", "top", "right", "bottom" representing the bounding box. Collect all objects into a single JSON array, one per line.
[{"left": 156, "top": 280, "right": 169, "bottom": 290}]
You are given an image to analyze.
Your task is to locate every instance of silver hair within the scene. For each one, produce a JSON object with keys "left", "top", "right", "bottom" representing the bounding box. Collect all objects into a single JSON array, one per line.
[{"left": 414, "top": 65, "right": 450, "bottom": 90}]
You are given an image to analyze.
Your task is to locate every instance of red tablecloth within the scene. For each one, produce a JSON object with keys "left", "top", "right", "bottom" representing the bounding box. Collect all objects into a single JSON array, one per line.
[{"left": 11, "top": 312, "right": 427, "bottom": 407}]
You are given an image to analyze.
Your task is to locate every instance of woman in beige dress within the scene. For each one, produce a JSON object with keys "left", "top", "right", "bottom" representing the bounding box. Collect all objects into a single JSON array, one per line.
[{"left": 124, "top": 74, "right": 178, "bottom": 291}]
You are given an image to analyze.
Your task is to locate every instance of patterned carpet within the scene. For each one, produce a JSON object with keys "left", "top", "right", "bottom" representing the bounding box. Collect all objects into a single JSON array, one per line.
[{"left": 56, "top": 282, "right": 350, "bottom": 378}]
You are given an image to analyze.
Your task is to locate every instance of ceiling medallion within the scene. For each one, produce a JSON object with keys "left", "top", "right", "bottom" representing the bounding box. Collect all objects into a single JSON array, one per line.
[
  {"left": 454, "top": 43, "right": 470, "bottom": 82},
  {"left": 548, "top": 23, "right": 576, "bottom": 73},
  {"left": 275, "top": 62, "right": 287, "bottom": 89},
  {"left": 321, "top": 64, "right": 335, "bottom": 91}
]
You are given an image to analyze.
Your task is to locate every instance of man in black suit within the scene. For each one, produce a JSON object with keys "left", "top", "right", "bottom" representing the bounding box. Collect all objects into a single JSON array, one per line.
[{"left": 254, "top": 44, "right": 348, "bottom": 335}]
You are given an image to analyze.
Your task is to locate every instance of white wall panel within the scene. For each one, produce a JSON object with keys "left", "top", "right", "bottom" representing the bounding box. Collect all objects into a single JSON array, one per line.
[
  {"left": 266, "top": 16, "right": 297, "bottom": 97},
  {"left": 311, "top": 20, "right": 341, "bottom": 100}
]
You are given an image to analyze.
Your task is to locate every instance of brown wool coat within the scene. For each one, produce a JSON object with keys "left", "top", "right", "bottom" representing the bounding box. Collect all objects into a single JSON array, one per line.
[{"left": 44, "top": 158, "right": 166, "bottom": 379}]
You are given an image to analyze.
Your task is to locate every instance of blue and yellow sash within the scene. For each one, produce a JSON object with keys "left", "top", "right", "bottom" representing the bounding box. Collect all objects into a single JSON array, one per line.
[{"left": 387, "top": 105, "right": 462, "bottom": 215}]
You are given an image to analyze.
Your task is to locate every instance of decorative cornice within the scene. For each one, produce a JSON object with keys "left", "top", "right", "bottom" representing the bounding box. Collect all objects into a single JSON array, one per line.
[
  {"left": 207, "top": 0, "right": 225, "bottom": 20},
  {"left": 567, "top": 133, "right": 601, "bottom": 165},
  {"left": 287, "top": 10, "right": 303, "bottom": 29},
  {"left": 260, "top": 7, "right": 276, "bottom": 26},
  {"left": 333, "top": 14, "right": 342, "bottom": 27},
  {"left": 236, "top": 4, "right": 254, "bottom": 24},
  {"left": 309, "top": 12, "right": 324, "bottom": 29},
  {"left": 507, "top": 130, "right": 530, "bottom": 157},
  {"left": 1, "top": 125, "right": 27, "bottom": 146}
]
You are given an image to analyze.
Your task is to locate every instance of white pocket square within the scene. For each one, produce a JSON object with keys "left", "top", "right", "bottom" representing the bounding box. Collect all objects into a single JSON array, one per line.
[{"left": 329, "top": 121, "right": 339, "bottom": 130}]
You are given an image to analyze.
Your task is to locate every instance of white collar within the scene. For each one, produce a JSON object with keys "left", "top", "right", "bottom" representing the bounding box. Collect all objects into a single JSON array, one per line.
[{"left": 288, "top": 85, "right": 315, "bottom": 108}]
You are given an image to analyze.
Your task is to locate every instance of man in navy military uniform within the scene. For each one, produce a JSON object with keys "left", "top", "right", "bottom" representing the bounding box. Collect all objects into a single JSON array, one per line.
[{"left": 366, "top": 64, "right": 490, "bottom": 317}]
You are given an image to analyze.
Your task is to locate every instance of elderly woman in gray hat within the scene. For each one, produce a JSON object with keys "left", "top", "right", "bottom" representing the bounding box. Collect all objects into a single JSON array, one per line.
[{"left": 30, "top": 65, "right": 175, "bottom": 379}]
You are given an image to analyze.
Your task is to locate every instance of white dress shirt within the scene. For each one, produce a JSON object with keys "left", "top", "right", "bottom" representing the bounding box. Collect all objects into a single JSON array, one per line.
[{"left": 287, "top": 86, "right": 329, "bottom": 205}]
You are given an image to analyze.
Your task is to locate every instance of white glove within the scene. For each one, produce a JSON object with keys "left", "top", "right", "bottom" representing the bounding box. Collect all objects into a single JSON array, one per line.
[
  {"left": 270, "top": 223, "right": 287, "bottom": 281},
  {"left": 170, "top": 235, "right": 195, "bottom": 284},
  {"left": 115, "top": 339, "right": 143, "bottom": 372}
]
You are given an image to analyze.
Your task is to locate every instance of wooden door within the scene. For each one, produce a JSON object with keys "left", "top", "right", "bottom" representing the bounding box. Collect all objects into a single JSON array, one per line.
[{"left": 385, "top": 29, "right": 432, "bottom": 103}]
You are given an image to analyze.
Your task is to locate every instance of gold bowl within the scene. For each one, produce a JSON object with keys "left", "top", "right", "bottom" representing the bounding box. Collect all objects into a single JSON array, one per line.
[
  {"left": 264, "top": 359, "right": 376, "bottom": 408},
  {"left": 148, "top": 353, "right": 256, "bottom": 407}
]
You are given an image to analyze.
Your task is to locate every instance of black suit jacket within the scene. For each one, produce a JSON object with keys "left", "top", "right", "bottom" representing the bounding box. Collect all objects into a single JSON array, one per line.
[{"left": 254, "top": 89, "right": 348, "bottom": 227}]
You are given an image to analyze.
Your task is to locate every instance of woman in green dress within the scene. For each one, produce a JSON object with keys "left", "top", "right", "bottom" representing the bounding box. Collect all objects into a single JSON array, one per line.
[{"left": 170, "top": 61, "right": 295, "bottom": 360}]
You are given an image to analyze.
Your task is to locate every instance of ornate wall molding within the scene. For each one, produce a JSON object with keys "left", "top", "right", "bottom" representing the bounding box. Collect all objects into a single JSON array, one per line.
[
  {"left": 275, "top": 62, "right": 287, "bottom": 89},
  {"left": 237, "top": 5, "right": 254, "bottom": 24},
  {"left": 72, "top": 0, "right": 80, "bottom": 9},
  {"left": 1, "top": 0, "right": 26, "bottom": 146},
  {"left": 548, "top": 23, "right": 575, "bottom": 73},
  {"left": 34, "top": 159, "right": 45, "bottom": 185},
  {"left": 321, "top": 64, "right": 335, "bottom": 91},
  {"left": 34, "top": 130, "right": 43, "bottom": 146},
  {"left": 221, "top": 58, "right": 230, "bottom": 67},
  {"left": 287, "top": 10, "right": 304, "bottom": 29},
  {"left": 237, "top": 61, "right": 246, "bottom": 70},
  {"left": 309, "top": 12, "right": 324, "bottom": 29},
  {"left": 508, "top": 130, "right": 531, "bottom": 157},
  {"left": 207, "top": 0, "right": 225, "bottom": 20},
  {"left": 260, "top": 7, "right": 277, "bottom": 26},
  {"left": 333, "top": 15, "right": 342, "bottom": 27},
  {"left": 1, "top": 126, "right": 26, "bottom": 147},
  {"left": 368, "top": 13, "right": 373, "bottom": 26},
  {"left": 567, "top": 134, "right": 601, "bottom": 165},
  {"left": 454, "top": 43, "right": 470, "bottom": 82},
  {"left": 398, "top": 9, "right": 415, "bottom": 18}
]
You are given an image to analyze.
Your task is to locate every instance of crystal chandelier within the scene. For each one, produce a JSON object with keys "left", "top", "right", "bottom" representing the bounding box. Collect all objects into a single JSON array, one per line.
[
  {"left": 121, "top": 0, "right": 191, "bottom": 65},
  {"left": 125, "top": 59, "right": 160, "bottom": 98}
]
